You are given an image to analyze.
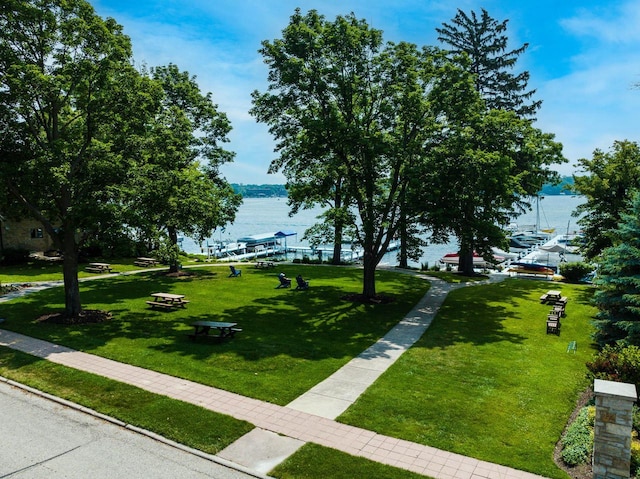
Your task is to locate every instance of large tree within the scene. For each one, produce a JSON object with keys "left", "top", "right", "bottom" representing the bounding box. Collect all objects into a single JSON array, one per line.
[
  {"left": 420, "top": 105, "right": 564, "bottom": 275},
  {"left": 592, "top": 191, "right": 640, "bottom": 346},
  {"left": 572, "top": 140, "right": 640, "bottom": 260},
  {"left": 251, "top": 9, "right": 439, "bottom": 298},
  {"left": 433, "top": 8, "right": 562, "bottom": 274},
  {"left": 436, "top": 8, "right": 541, "bottom": 118},
  {"left": 126, "top": 64, "right": 241, "bottom": 272},
  {"left": 0, "top": 0, "right": 159, "bottom": 318}
]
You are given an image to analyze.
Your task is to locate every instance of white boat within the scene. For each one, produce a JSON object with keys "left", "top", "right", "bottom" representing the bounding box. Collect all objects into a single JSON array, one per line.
[{"left": 439, "top": 252, "right": 506, "bottom": 268}]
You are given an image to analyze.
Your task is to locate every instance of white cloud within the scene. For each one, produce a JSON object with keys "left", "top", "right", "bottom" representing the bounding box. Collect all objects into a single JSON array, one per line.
[{"left": 561, "top": 2, "right": 640, "bottom": 43}]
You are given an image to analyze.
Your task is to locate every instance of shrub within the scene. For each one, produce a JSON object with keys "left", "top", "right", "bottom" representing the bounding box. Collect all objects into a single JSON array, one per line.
[
  {"left": 561, "top": 406, "right": 595, "bottom": 466},
  {"left": 586, "top": 345, "right": 640, "bottom": 391},
  {"left": 631, "top": 438, "right": 640, "bottom": 476},
  {"left": 0, "top": 247, "right": 31, "bottom": 266},
  {"left": 559, "top": 261, "right": 593, "bottom": 283}
]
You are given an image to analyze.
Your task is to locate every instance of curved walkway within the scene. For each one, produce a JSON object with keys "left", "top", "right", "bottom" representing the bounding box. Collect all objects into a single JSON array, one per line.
[{"left": 0, "top": 271, "right": 546, "bottom": 479}]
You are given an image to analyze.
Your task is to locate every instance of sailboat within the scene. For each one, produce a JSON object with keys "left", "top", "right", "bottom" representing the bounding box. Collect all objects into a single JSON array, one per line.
[{"left": 536, "top": 195, "right": 555, "bottom": 234}]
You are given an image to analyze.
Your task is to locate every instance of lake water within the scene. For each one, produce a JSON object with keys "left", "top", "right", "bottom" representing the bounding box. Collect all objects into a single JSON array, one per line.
[{"left": 181, "top": 195, "right": 585, "bottom": 268}]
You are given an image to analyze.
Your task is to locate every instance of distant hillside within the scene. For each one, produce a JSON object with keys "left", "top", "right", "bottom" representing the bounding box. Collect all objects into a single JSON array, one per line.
[
  {"left": 540, "top": 176, "right": 575, "bottom": 195},
  {"left": 232, "top": 184, "right": 288, "bottom": 198}
]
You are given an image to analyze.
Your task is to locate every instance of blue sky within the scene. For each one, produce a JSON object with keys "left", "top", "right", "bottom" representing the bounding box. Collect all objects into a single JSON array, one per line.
[{"left": 92, "top": 0, "right": 640, "bottom": 184}]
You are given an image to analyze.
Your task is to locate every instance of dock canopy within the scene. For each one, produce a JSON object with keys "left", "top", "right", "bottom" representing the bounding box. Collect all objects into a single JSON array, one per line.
[
  {"left": 274, "top": 230, "right": 297, "bottom": 239},
  {"left": 236, "top": 231, "right": 297, "bottom": 253}
]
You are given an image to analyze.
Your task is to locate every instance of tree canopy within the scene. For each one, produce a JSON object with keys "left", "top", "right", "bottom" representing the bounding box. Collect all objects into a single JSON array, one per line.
[
  {"left": 0, "top": 0, "right": 159, "bottom": 316},
  {"left": 436, "top": 8, "right": 541, "bottom": 118},
  {"left": 592, "top": 191, "right": 640, "bottom": 346},
  {"left": 252, "top": 9, "right": 444, "bottom": 297},
  {"left": 572, "top": 140, "right": 640, "bottom": 260},
  {"left": 0, "top": 0, "right": 238, "bottom": 314},
  {"left": 126, "top": 64, "right": 241, "bottom": 272}
]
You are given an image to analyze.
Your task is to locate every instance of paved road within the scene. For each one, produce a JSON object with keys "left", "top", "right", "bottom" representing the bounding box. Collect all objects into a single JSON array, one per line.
[{"left": 0, "top": 380, "right": 260, "bottom": 479}]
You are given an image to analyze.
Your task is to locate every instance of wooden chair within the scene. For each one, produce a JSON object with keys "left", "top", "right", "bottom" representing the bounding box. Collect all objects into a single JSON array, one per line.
[
  {"left": 295, "top": 275, "right": 309, "bottom": 290},
  {"left": 547, "top": 319, "right": 560, "bottom": 335},
  {"left": 228, "top": 265, "right": 242, "bottom": 277},
  {"left": 277, "top": 273, "right": 291, "bottom": 288}
]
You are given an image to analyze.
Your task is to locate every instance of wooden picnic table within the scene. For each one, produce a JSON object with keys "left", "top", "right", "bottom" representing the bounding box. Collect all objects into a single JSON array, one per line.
[
  {"left": 86, "top": 262, "right": 112, "bottom": 273},
  {"left": 540, "top": 290, "right": 562, "bottom": 304},
  {"left": 188, "top": 320, "right": 241, "bottom": 340},
  {"left": 146, "top": 292, "right": 189, "bottom": 310},
  {"left": 134, "top": 257, "right": 159, "bottom": 267}
]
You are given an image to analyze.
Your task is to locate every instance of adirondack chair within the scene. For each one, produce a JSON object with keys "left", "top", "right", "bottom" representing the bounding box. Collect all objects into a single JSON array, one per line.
[
  {"left": 277, "top": 272, "right": 291, "bottom": 288},
  {"left": 228, "top": 265, "right": 242, "bottom": 277},
  {"left": 295, "top": 275, "right": 309, "bottom": 290}
]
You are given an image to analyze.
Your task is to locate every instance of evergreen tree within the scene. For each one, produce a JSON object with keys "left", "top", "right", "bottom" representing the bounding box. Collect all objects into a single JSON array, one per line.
[
  {"left": 572, "top": 140, "right": 640, "bottom": 260},
  {"left": 592, "top": 191, "right": 640, "bottom": 346},
  {"left": 436, "top": 8, "right": 541, "bottom": 118}
]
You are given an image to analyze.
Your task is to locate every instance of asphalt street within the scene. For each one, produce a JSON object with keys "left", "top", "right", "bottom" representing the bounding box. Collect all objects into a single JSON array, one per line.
[{"left": 0, "top": 380, "right": 260, "bottom": 479}]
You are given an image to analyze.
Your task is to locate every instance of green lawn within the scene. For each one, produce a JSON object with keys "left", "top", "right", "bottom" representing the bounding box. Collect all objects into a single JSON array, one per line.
[
  {"left": 337, "top": 278, "right": 596, "bottom": 478},
  {"left": 0, "top": 264, "right": 430, "bottom": 404},
  {"left": 0, "top": 264, "right": 597, "bottom": 478},
  {"left": 0, "top": 347, "right": 254, "bottom": 454}
]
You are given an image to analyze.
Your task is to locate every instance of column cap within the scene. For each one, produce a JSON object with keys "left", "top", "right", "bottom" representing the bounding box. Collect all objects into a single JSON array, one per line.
[{"left": 594, "top": 379, "right": 637, "bottom": 401}]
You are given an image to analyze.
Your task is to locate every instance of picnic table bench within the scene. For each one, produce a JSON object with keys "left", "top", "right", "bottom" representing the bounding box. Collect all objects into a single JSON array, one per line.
[
  {"left": 540, "top": 290, "right": 564, "bottom": 304},
  {"left": 85, "top": 262, "right": 112, "bottom": 273},
  {"left": 134, "top": 257, "right": 159, "bottom": 267},
  {"left": 255, "top": 261, "right": 275, "bottom": 269},
  {"left": 146, "top": 292, "right": 189, "bottom": 310},
  {"left": 188, "top": 321, "right": 241, "bottom": 340}
]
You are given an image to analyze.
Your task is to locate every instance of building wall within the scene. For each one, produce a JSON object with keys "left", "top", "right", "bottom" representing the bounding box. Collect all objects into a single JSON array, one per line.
[{"left": 1, "top": 219, "right": 54, "bottom": 252}]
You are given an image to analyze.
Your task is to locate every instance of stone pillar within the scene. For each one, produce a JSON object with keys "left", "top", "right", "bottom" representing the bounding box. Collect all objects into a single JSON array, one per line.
[{"left": 593, "top": 379, "right": 637, "bottom": 479}]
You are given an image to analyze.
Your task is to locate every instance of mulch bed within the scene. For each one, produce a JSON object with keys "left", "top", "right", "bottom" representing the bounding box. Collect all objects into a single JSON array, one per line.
[
  {"left": 36, "top": 309, "right": 112, "bottom": 324},
  {"left": 554, "top": 387, "right": 595, "bottom": 479},
  {"left": 340, "top": 293, "right": 395, "bottom": 304}
]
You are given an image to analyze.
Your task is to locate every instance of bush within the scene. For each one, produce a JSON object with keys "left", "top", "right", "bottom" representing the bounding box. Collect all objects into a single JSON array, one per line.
[
  {"left": 559, "top": 261, "right": 594, "bottom": 283},
  {"left": 586, "top": 345, "right": 640, "bottom": 391},
  {"left": 0, "top": 247, "right": 31, "bottom": 266},
  {"left": 632, "top": 433, "right": 640, "bottom": 474},
  {"left": 561, "top": 406, "right": 595, "bottom": 466}
]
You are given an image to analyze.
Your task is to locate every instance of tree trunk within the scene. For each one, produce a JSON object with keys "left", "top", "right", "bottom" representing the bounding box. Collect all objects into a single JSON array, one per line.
[
  {"left": 332, "top": 223, "right": 343, "bottom": 265},
  {"left": 331, "top": 185, "right": 343, "bottom": 265},
  {"left": 458, "top": 240, "right": 476, "bottom": 276},
  {"left": 362, "top": 249, "right": 377, "bottom": 298},
  {"left": 168, "top": 227, "right": 180, "bottom": 273},
  {"left": 398, "top": 208, "right": 408, "bottom": 268},
  {"left": 62, "top": 230, "right": 82, "bottom": 318}
]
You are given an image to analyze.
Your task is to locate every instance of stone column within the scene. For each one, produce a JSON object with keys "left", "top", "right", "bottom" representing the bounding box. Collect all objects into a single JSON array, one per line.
[{"left": 593, "top": 379, "right": 637, "bottom": 479}]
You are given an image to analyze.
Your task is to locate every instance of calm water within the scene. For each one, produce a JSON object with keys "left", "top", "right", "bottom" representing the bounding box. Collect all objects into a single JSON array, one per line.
[{"left": 181, "top": 195, "right": 585, "bottom": 267}]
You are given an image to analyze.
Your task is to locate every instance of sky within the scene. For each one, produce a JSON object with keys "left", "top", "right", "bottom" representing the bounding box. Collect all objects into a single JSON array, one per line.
[{"left": 92, "top": 0, "right": 640, "bottom": 184}]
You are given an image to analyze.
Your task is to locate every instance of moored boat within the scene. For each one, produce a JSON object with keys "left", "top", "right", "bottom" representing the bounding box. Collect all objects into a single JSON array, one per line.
[
  {"left": 439, "top": 251, "right": 506, "bottom": 268},
  {"left": 507, "top": 261, "right": 555, "bottom": 276}
]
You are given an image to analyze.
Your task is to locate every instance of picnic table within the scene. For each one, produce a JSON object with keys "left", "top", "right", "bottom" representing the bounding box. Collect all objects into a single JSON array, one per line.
[
  {"left": 146, "top": 292, "right": 189, "bottom": 310},
  {"left": 188, "top": 320, "right": 241, "bottom": 340},
  {"left": 540, "top": 290, "right": 562, "bottom": 303},
  {"left": 134, "top": 257, "right": 159, "bottom": 267},
  {"left": 85, "top": 262, "right": 112, "bottom": 273},
  {"left": 255, "top": 261, "right": 275, "bottom": 269}
]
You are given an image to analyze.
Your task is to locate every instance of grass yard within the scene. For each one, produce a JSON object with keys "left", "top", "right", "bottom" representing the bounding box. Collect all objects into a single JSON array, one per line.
[
  {"left": 0, "top": 264, "right": 430, "bottom": 405},
  {"left": 0, "top": 256, "right": 168, "bottom": 282},
  {"left": 336, "top": 278, "right": 597, "bottom": 478},
  {"left": 0, "top": 347, "right": 254, "bottom": 454},
  {"left": 271, "top": 443, "right": 428, "bottom": 479},
  {"left": 0, "top": 263, "right": 599, "bottom": 478}
]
